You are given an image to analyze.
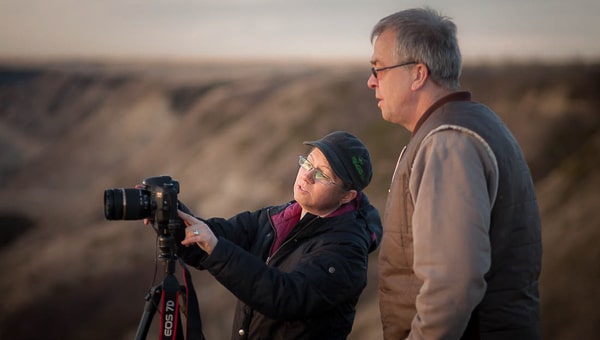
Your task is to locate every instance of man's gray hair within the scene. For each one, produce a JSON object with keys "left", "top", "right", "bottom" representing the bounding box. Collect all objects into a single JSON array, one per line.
[{"left": 371, "top": 7, "right": 462, "bottom": 90}]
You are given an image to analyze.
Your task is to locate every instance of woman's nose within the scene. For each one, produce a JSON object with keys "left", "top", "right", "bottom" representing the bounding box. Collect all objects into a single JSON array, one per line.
[{"left": 301, "top": 168, "right": 316, "bottom": 183}]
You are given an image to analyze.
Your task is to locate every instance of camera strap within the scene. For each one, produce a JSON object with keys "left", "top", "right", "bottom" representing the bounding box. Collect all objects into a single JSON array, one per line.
[
  {"left": 179, "top": 258, "right": 205, "bottom": 340},
  {"left": 158, "top": 259, "right": 205, "bottom": 340},
  {"left": 159, "top": 273, "right": 181, "bottom": 340}
]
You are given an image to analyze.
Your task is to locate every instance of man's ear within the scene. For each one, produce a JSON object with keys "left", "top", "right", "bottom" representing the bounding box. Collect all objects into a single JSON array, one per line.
[{"left": 411, "top": 63, "right": 429, "bottom": 91}]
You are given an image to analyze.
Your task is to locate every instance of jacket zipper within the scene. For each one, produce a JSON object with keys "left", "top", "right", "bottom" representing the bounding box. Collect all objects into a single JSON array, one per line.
[{"left": 265, "top": 213, "right": 319, "bottom": 265}]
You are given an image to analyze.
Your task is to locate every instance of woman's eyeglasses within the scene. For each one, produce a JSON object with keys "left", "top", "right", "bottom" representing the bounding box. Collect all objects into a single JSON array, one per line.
[{"left": 298, "top": 156, "right": 340, "bottom": 187}]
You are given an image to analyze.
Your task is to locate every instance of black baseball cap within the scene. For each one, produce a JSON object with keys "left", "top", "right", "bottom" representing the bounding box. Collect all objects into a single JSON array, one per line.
[{"left": 304, "top": 131, "right": 373, "bottom": 191}]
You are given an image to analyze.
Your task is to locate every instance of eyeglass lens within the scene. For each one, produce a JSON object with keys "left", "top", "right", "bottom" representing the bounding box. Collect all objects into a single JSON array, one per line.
[{"left": 298, "top": 156, "right": 332, "bottom": 184}]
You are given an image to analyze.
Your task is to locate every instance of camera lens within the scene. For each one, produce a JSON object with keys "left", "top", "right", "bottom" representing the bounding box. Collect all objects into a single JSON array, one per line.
[{"left": 104, "top": 188, "right": 152, "bottom": 220}]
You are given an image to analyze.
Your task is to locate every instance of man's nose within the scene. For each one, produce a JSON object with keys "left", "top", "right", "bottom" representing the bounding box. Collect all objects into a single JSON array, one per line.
[{"left": 367, "top": 74, "right": 378, "bottom": 89}]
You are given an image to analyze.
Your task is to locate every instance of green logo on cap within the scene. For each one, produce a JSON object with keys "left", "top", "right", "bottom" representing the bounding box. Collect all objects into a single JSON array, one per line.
[{"left": 352, "top": 156, "right": 366, "bottom": 181}]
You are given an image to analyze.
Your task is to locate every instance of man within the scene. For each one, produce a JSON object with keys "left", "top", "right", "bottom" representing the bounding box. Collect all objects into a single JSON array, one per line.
[
  {"left": 175, "top": 131, "right": 382, "bottom": 339},
  {"left": 367, "top": 7, "right": 542, "bottom": 339}
]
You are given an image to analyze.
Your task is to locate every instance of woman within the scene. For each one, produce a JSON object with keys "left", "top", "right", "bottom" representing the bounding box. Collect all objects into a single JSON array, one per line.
[{"left": 176, "top": 131, "right": 382, "bottom": 339}]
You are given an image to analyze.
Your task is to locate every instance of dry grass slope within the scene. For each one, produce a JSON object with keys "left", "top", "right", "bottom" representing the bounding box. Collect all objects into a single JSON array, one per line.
[{"left": 0, "top": 61, "right": 598, "bottom": 339}]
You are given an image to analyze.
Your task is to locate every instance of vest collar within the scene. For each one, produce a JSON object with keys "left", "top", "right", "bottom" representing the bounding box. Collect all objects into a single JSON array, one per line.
[{"left": 413, "top": 91, "right": 471, "bottom": 135}]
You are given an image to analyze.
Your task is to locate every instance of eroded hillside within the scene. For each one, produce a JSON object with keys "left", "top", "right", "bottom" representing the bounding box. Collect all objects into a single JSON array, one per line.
[{"left": 0, "top": 61, "right": 598, "bottom": 339}]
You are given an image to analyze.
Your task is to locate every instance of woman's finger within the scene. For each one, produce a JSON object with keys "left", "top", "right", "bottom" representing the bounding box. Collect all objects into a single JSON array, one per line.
[
  {"left": 178, "top": 209, "right": 190, "bottom": 219},
  {"left": 178, "top": 210, "right": 197, "bottom": 227}
]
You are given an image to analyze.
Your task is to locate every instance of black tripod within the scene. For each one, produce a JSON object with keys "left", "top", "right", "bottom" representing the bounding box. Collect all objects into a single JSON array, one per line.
[{"left": 135, "top": 222, "right": 205, "bottom": 340}]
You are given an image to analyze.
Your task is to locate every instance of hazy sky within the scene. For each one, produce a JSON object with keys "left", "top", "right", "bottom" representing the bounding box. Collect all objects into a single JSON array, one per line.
[{"left": 1, "top": 0, "right": 599, "bottom": 63}]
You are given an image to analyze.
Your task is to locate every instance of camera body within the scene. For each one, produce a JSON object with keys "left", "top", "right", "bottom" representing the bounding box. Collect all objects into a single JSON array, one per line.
[{"left": 104, "top": 175, "right": 180, "bottom": 225}]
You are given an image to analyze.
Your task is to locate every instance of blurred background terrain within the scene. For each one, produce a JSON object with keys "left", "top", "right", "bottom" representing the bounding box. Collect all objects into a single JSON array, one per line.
[{"left": 0, "top": 60, "right": 599, "bottom": 339}]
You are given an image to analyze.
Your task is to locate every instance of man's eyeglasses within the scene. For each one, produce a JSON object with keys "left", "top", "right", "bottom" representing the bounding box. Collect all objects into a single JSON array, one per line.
[
  {"left": 371, "top": 61, "right": 417, "bottom": 79},
  {"left": 298, "top": 155, "right": 340, "bottom": 187}
]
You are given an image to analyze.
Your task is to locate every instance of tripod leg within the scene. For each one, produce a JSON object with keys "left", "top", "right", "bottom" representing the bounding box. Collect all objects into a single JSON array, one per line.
[{"left": 135, "top": 285, "right": 162, "bottom": 340}]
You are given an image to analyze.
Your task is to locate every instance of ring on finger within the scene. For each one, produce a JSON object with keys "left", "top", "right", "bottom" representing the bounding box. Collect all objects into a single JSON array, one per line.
[{"left": 193, "top": 229, "right": 200, "bottom": 236}]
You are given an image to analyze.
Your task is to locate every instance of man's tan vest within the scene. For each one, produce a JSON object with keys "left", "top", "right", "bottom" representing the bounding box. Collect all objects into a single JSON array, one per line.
[{"left": 378, "top": 92, "right": 542, "bottom": 339}]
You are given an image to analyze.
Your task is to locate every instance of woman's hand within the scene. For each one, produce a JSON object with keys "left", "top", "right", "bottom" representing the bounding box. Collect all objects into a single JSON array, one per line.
[{"left": 178, "top": 210, "right": 218, "bottom": 255}]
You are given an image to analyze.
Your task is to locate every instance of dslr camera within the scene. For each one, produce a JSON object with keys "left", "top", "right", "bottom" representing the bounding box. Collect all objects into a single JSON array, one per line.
[{"left": 104, "top": 175, "right": 180, "bottom": 225}]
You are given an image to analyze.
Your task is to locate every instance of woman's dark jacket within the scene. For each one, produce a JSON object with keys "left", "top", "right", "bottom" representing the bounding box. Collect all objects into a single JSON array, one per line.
[{"left": 176, "top": 193, "right": 382, "bottom": 340}]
